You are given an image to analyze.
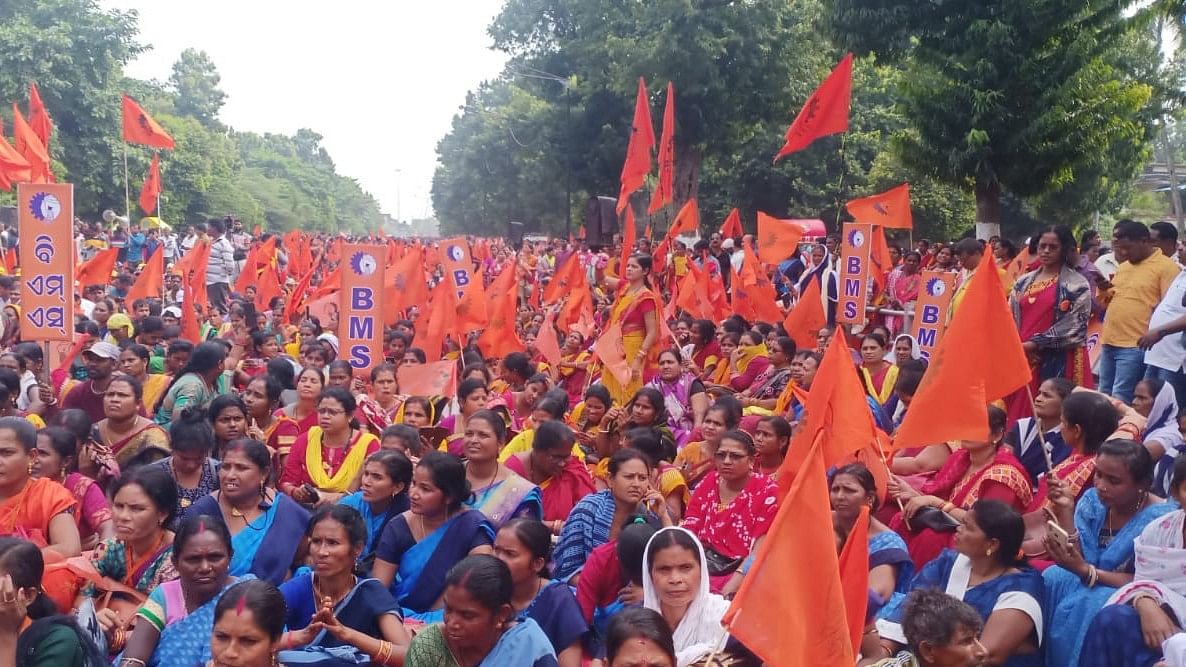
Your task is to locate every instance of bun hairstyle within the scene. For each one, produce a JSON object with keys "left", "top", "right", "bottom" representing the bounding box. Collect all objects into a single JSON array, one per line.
[
  {"left": 169, "top": 407, "right": 216, "bottom": 456},
  {"left": 1061, "top": 391, "right": 1120, "bottom": 455},
  {"left": 445, "top": 554, "right": 513, "bottom": 612},
  {"left": 968, "top": 500, "right": 1026, "bottom": 568},
  {"left": 417, "top": 451, "right": 472, "bottom": 512},
  {"left": 502, "top": 518, "right": 554, "bottom": 578},
  {"left": 215, "top": 579, "right": 288, "bottom": 640}
]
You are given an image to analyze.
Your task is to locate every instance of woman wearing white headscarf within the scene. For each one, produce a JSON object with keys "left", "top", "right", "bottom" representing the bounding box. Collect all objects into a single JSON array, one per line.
[
  {"left": 795, "top": 244, "right": 838, "bottom": 326},
  {"left": 1134, "top": 377, "right": 1186, "bottom": 497},
  {"left": 642, "top": 527, "right": 732, "bottom": 666}
]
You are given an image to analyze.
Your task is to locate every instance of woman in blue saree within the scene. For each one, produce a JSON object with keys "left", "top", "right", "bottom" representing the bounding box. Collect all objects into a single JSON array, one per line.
[
  {"left": 187, "top": 438, "right": 311, "bottom": 585},
  {"left": 830, "top": 463, "right": 914, "bottom": 599},
  {"left": 462, "top": 409, "right": 543, "bottom": 529},
  {"left": 120, "top": 515, "right": 250, "bottom": 667},
  {"left": 372, "top": 451, "right": 495, "bottom": 621},
  {"left": 877, "top": 500, "right": 1045, "bottom": 667},
  {"left": 278, "top": 505, "right": 411, "bottom": 666},
  {"left": 1042, "top": 439, "right": 1172, "bottom": 667},
  {"left": 336, "top": 449, "right": 412, "bottom": 570}
]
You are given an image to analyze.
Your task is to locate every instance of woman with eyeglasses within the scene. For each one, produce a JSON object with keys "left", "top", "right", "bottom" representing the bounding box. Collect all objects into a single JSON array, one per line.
[
  {"left": 279, "top": 388, "right": 381, "bottom": 507},
  {"left": 680, "top": 429, "right": 778, "bottom": 596}
]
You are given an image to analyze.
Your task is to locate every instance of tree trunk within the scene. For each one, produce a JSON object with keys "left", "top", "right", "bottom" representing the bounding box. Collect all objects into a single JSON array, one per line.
[
  {"left": 647, "top": 143, "right": 702, "bottom": 236},
  {"left": 974, "top": 180, "right": 1001, "bottom": 240}
]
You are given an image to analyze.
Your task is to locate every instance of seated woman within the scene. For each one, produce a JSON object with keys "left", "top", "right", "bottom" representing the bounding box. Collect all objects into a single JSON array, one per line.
[
  {"left": 592, "top": 387, "right": 675, "bottom": 484},
  {"left": 208, "top": 579, "right": 288, "bottom": 667},
  {"left": 1005, "top": 377, "right": 1074, "bottom": 486},
  {"left": 568, "top": 384, "right": 611, "bottom": 461},
  {"left": 277, "top": 366, "right": 324, "bottom": 436},
  {"left": 641, "top": 527, "right": 734, "bottom": 666},
  {"left": 241, "top": 374, "right": 298, "bottom": 476},
  {"left": 398, "top": 395, "right": 438, "bottom": 428},
  {"left": 863, "top": 589, "right": 988, "bottom": 667},
  {"left": 753, "top": 416, "right": 791, "bottom": 479},
  {"left": 119, "top": 515, "right": 246, "bottom": 667},
  {"left": 119, "top": 343, "right": 170, "bottom": 416},
  {"left": 460, "top": 409, "right": 543, "bottom": 529},
  {"left": 208, "top": 393, "right": 247, "bottom": 461},
  {"left": 405, "top": 554, "right": 559, "bottom": 665},
  {"left": 149, "top": 407, "right": 219, "bottom": 524},
  {"left": 280, "top": 387, "right": 381, "bottom": 507},
  {"left": 831, "top": 463, "right": 914, "bottom": 600},
  {"left": 556, "top": 331, "right": 592, "bottom": 405},
  {"left": 575, "top": 522, "right": 657, "bottom": 656},
  {"left": 889, "top": 406, "right": 1033, "bottom": 569},
  {"left": 278, "top": 505, "right": 411, "bottom": 665},
  {"left": 646, "top": 349, "right": 707, "bottom": 447},
  {"left": 499, "top": 390, "right": 586, "bottom": 463},
  {"left": 154, "top": 341, "right": 227, "bottom": 425},
  {"left": 858, "top": 333, "right": 899, "bottom": 409},
  {"left": 553, "top": 449, "right": 670, "bottom": 583},
  {"left": 338, "top": 449, "right": 412, "bottom": 569},
  {"left": 379, "top": 424, "right": 425, "bottom": 461},
  {"left": 735, "top": 336, "right": 796, "bottom": 416},
  {"left": 605, "top": 607, "right": 677, "bottom": 667},
  {"left": 876, "top": 500, "right": 1044, "bottom": 667},
  {"left": 438, "top": 377, "right": 488, "bottom": 456},
  {"left": 681, "top": 429, "right": 778, "bottom": 594},
  {"left": 1042, "top": 439, "right": 1173, "bottom": 667},
  {"left": 1080, "top": 455, "right": 1186, "bottom": 667},
  {"left": 188, "top": 438, "right": 311, "bottom": 585},
  {"left": 708, "top": 331, "right": 770, "bottom": 393},
  {"left": 0, "top": 537, "right": 104, "bottom": 667},
  {"left": 355, "top": 363, "right": 405, "bottom": 437},
  {"left": 506, "top": 420, "right": 595, "bottom": 530},
  {"left": 372, "top": 452, "right": 495, "bottom": 621},
  {"left": 1133, "top": 378, "right": 1186, "bottom": 497},
  {"left": 96, "top": 374, "right": 171, "bottom": 468},
  {"left": 32, "top": 426, "right": 113, "bottom": 550},
  {"left": 682, "top": 319, "right": 722, "bottom": 383},
  {"left": 494, "top": 519, "right": 585, "bottom": 667},
  {"left": 673, "top": 398, "right": 740, "bottom": 488},
  {"left": 623, "top": 427, "right": 689, "bottom": 524}
]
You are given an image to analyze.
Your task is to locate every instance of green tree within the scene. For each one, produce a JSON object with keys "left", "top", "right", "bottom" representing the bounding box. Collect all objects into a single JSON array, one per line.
[{"left": 168, "top": 48, "right": 226, "bottom": 128}]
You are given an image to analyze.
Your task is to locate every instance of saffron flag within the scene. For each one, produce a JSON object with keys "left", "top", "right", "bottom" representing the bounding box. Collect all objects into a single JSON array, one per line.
[
  {"left": 12, "top": 105, "right": 52, "bottom": 183},
  {"left": 537, "top": 306, "right": 564, "bottom": 370},
  {"left": 398, "top": 359, "right": 457, "bottom": 398},
  {"left": 739, "top": 241, "right": 784, "bottom": 323},
  {"left": 647, "top": 81, "right": 675, "bottom": 214},
  {"left": 719, "top": 208, "right": 743, "bottom": 239},
  {"left": 619, "top": 206, "right": 637, "bottom": 276},
  {"left": 756, "top": 212, "right": 806, "bottom": 264},
  {"left": 125, "top": 245, "right": 164, "bottom": 304},
  {"left": 723, "top": 432, "right": 855, "bottom": 666},
  {"left": 27, "top": 83, "right": 52, "bottom": 148},
  {"left": 893, "top": 253, "right": 1031, "bottom": 450},
  {"left": 476, "top": 265, "right": 523, "bottom": 360},
  {"left": 175, "top": 240, "right": 211, "bottom": 310},
  {"left": 180, "top": 282, "right": 201, "bottom": 344},
  {"left": 138, "top": 153, "right": 162, "bottom": 215},
  {"left": 543, "top": 256, "right": 581, "bottom": 305},
  {"left": 421, "top": 280, "right": 460, "bottom": 362},
  {"left": 592, "top": 321, "right": 631, "bottom": 386},
  {"left": 0, "top": 134, "right": 31, "bottom": 191},
  {"left": 385, "top": 246, "right": 427, "bottom": 326},
  {"left": 847, "top": 183, "right": 913, "bottom": 230},
  {"left": 838, "top": 505, "right": 871, "bottom": 655},
  {"left": 76, "top": 248, "right": 119, "bottom": 289},
  {"left": 121, "top": 95, "right": 175, "bottom": 149},
  {"left": 616, "top": 77, "right": 655, "bottom": 214},
  {"left": 774, "top": 53, "right": 853, "bottom": 162},
  {"left": 284, "top": 256, "right": 319, "bottom": 326},
  {"left": 783, "top": 277, "right": 827, "bottom": 350}
]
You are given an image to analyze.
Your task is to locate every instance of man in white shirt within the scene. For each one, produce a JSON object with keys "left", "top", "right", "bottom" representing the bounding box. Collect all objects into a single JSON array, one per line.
[{"left": 1139, "top": 268, "right": 1186, "bottom": 402}]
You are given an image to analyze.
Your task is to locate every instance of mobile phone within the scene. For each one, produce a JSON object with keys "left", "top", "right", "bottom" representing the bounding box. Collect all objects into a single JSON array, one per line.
[
  {"left": 1047, "top": 521, "right": 1070, "bottom": 550},
  {"left": 301, "top": 483, "right": 321, "bottom": 504}
]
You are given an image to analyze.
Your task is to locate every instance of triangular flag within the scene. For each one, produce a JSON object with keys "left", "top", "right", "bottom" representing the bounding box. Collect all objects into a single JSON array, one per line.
[
  {"left": 421, "top": 280, "right": 460, "bottom": 362},
  {"left": 783, "top": 277, "right": 827, "bottom": 350},
  {"left": 756, "top": 212, "right": 807, "bottom": 264},
  {"left": 122, "top": 94, "right": 175, "bottom": 149},
  {"left": 175, "top": 240, "right": 211, "bottom": 310},
  {"left": 476, "top": 264, "right": 523, "bottom": 360},
  {"left": 719, "top": 208, "right": 743, "bottom": 239},
  {"left": 125, "top": 245, "right": 164, "bottom": 304},
  {"left": 592, "top": 321, "right": 631, "bottom": 386},
  {"left": 180, "top": 281, "right": 201, "bottom": 343},
  {"left": 284, "top": 254, "right": 320, "bottom": 326},
  {"left": 838, "top": 505, "right": 871, "bottom": 655},
  {"left": 385, "top": 246, "right": 426, "bottom": 326},
  {"left": 892, "top": 252, "right": 1031, "bottom": 450},
  {"left": 774, "top": 53, "right": 853, "bottom": 161},
  {"left": 27, "top": 83, "right": 52, "bottom": 148},
  {"left": 847, "top": 183, "right": 913, "bottom": 230},
  {"left": 0, "top": 135, "right": 32, "bottom": 192},
  {"left": 647, "top": 81, "right": 676, "bottom": 214},
  {"left": 616, "top": 77, "right": 655, "bottom": 214},
  {"left": 77, "top": 248, "right": 119, "bottom": 289},
  {"left": 138, "top": 153, "right": 162, "bottom": 215},
  {"left": 397, "top": 359, "right": 458, "bottom": 397},
  {"left": 537, "top": 306, "right": 564, "bottom": 370},
  {"left": 619, "top": 206, "right": 637, "bottom": 274},
  {"left": 543, "top": 256, "right": 582, "bottom": 305},
  {"left": 12, "top": 105, "right": 52, "bottom": 183}
]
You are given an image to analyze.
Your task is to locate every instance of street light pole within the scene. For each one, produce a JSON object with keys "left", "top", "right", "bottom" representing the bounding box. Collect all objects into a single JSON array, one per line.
[{"left": 394, "top": 168, "right": 402, "bottom": 225}]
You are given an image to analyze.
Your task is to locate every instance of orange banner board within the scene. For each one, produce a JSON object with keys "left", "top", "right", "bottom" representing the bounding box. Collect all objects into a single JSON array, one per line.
[
  {"left": 338, "top": 244, "right": 386, "bottom": 373},
  {"left": 439, "top": 236, "right": 475, "bottom": 297},
  {"left": 836, "top": 222, "right": 871, "bottom": 325},
  {"left": 19, "top": 183, "right": 74, "bottom": 341},
  {"left": 910, "top": 270, "right": 957, "bottom": 359}
]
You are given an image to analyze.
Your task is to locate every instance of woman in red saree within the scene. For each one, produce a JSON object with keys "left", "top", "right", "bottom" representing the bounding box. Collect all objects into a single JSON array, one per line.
[
  {"left": 1006, "top": 225, "right": 1093, "bottom": 424},
  {"left": 884, "top": 251, "right": 921, "bottom": 335},
  {"left": 277, "top": 366, "right": 323, "bottom": 435},
  {"left": 889, "top": 406, "right": 1033, "bottom": 569},
  {"left": 505, "top": 420, "right": 596, "bottom": 531},
  {"left": 858, "top": 333, "right": 899, "bottom": 409}
]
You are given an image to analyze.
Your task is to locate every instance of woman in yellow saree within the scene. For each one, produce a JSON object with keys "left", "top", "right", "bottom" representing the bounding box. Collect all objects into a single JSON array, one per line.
[{"left": 598, "top": 254, "right": 660, "bottom": 405}]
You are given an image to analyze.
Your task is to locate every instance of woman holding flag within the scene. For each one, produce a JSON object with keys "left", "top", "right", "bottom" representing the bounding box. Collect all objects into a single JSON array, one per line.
[{"left": 597, "top": 254, "right": 661, "bottom": 405}]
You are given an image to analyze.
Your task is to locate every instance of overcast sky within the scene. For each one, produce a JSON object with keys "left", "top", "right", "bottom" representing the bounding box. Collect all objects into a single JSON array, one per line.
[{"left": 102, "top": 0, "right": 509, "bottom": 222}]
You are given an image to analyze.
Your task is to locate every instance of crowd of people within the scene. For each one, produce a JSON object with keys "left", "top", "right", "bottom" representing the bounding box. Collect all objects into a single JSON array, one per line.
[{"left": 0, "top": 213, "right": 1182, "bottom": 667}]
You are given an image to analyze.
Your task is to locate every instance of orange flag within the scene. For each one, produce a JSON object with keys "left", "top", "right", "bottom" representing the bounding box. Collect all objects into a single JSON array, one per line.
[
  {"left": 455, "top": 268, "right": 489, "bottom": 334},
  {"left": 176, "top": 240, "right": 211, "bottom": 310},
  {"left": 76, "top": 248, "right": 119, "bottom": 289},
  {"left": 774, "top": 53, "right": 853, "bottom": 161},
  {"left": 543, "top": 256, "right": 581, "bottom": 305},
  {"left": 719, "top": 208, "right": 743, "bottom": 239},
  {"left": 12, "top": 105, "right": 52, "bottom": 183},
  {"left": 619, "top": 206, "right": 637, "bottom": 272},
  {"left": 420, "top": 280, "right": 460, "bottom": 362},
  {"left": 125, "top": 245, "right": 164, "bottom": 303},
  {"left": 476, "top": 265, "right": 523, "bottom": 359},
  {"left": 592, "top": 321, "right": 631, "bottom": 386},
  {"left": 616, "top": 77, "right": 655, "bottom": 214},
  {"left": 254, "top": 262, "right": 283, "bottom": 312},
  {"left": 284, "top": 256, "right": 319, "bottom": 326},
  {"left": 738, "top": 242, "right": 783, "bottom": 323},
  {"left": 647, "top": 81, "right": 675, "bottom": 213},
  {"left": 676, "top": 261, "right": 711, "bottom": 320},
  {"left": 723, "top": 432, "right": 854, "bottom": 666},
  {"left": 838, "top": 505, "right": 871, "bottom": 655},
  {"left": 27, "top": 83, "right": 52, "bottom": 148},
  {"left": 868, "top": 226, "right": 893, "bottom": 292},
  {"left": 180, "top": 281, "right": 201, "bottom": 343},
  {"left": 122, "top": 95, "right": 175, "bottom": 149},
  {"left": 893, "top": 252, "right": 1031, "bottom": 450},
  {"left": 783, "top": 277, "right": 827, "bottom": 350},
  {"left": 847, "top": 183, "right": 913, "bottom": 230},
  {"left": 559, "top": 278, "right": 595, "bottom": 336},
  {"left": 537, "top": 306, "right": 564, "bottom": 370},
  {"left": 386, "top": 246, "right": 427, "bottom": 325},
  {"left": 397, "top": 359, "right": 457, "bottom": 398},
  {"left": 705, "top": 264, "right": 731, "bottom": 322},
  {"left": 138, "top": 153, "right": 162, "bottom": 214},
  {"left": 756, "top": 212, "right": 807, "bottom": 264},
  {"left": 652, "top": 198, "right": 699, "bottom": 273},
  {"left": 0, "top": 134, "right": 32, "bottom": 191}
]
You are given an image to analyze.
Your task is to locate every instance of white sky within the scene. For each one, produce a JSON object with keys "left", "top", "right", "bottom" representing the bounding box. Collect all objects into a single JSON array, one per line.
[{"left": 101, "top": 0, "right": 509, "bottom": 222}]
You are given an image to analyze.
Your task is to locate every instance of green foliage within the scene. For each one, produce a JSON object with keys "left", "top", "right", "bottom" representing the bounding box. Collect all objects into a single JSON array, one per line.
[{"left": 169, "top": 48, "right": 226, "bottom": 129}]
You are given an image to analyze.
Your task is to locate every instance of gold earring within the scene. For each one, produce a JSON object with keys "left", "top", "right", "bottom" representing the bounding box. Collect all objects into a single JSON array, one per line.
[{"left": 986, "top": 549, "right": 993, "bottom": 557}]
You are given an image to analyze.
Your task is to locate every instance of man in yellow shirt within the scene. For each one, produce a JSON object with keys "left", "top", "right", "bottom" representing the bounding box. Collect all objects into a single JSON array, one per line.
[{"left": 1100, "top": 219, "right": 1183, "bottom": 402}]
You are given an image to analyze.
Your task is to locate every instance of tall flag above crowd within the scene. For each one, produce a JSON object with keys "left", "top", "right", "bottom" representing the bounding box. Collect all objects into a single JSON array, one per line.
[{"left": 774, "top": 52, "right": 853, "bottom": 161}]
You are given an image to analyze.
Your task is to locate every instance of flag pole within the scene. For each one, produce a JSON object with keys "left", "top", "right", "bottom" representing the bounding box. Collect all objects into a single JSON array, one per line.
[
  {"left": 123, "top": 141, "right": 131, "bottom": 220},
  {"left": 833, "top": 133, "right": 849, "bottom": 229}
]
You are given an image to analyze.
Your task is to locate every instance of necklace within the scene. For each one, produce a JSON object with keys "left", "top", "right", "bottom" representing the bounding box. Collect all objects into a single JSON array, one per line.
[
  {"left": 312, "top": 572, "right": 355, "bottom": 608},
  {"left": 1023, "top": 273, "right": 1059, "bottom": 304},
  {"left": 467, "top": 461, "right": 500, "bottom": 493}
]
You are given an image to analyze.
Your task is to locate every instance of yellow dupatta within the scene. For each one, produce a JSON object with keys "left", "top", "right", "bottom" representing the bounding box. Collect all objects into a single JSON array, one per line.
[
  {"left": 304, "top": 427, "right": 377, "bottom": 492},
  {"left": 860, "top": 364, "right": 899, "bottom": 405},
  {"left": 734, "top": 343, "right": 768, "bottom": 374}
]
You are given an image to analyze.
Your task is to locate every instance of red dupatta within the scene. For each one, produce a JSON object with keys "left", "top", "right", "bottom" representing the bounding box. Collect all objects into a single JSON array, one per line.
[{"left": 505, "top": 455, "right": 596, "bottom": 522}]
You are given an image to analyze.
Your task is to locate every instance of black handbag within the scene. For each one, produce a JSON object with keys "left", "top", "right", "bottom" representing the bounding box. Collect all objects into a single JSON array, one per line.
[
  {"left": 911, "top": 506, "right": 961, "bottom": 532},
  {"left": 703, "top": 546, "right": 744, "bottom": 576}
]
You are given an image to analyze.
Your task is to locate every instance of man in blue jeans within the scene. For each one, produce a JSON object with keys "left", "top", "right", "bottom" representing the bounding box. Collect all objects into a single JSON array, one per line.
[{"left": 1099, "top": 219, "right": 1182, "bottom": 402}]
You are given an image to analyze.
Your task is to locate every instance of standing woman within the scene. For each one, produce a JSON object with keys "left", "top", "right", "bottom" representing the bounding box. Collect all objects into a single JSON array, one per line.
[
  {"left": 97, "top": 375, "right": 171, "bottom": 468},
  {"left": 598, "top": 254, "right": 661, "bottom": 405},
  {"left": 1007, "top": 224, "right": 1093, "bottom": 423},
  {"left": 494, "top": 519, "right": 585, "bottom": 667},
  {"left": 278, "top": 366, "right": 324, "bottom": 436},
  {"left": 338, "top": 450, "right": 413, "bottom": 568},
  {"left": 279, "top": 387, "right": 381, "bottom": 506},
  {"left": 151, "top": 407, "right": 219, "bottom": 522},
  {"left": 153, "top": 341, "right": 228, "bottom": 426},
  {"left": 884, "top": 251, "right": 922, "bottom": 335},
  {"left": 461, "top": 409, "right": 543, "bottom": 529},
  {"left": 859, "top": 333, "right": 899, "bottom": 408},
  {"left": 119, "top": 344, "right": 169, "bottom": 416},
  {"left": 188, "top": 439, "right": 311, "bottom": 586},
  {"left": 241, "top": 374, "right": 298, "bottom": 476},
  {"left": 32, "top": 426, "right": 113, "bottom": 549},
  {"left": 438, "top": 378, "right": 489, "bottom": 457}
]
